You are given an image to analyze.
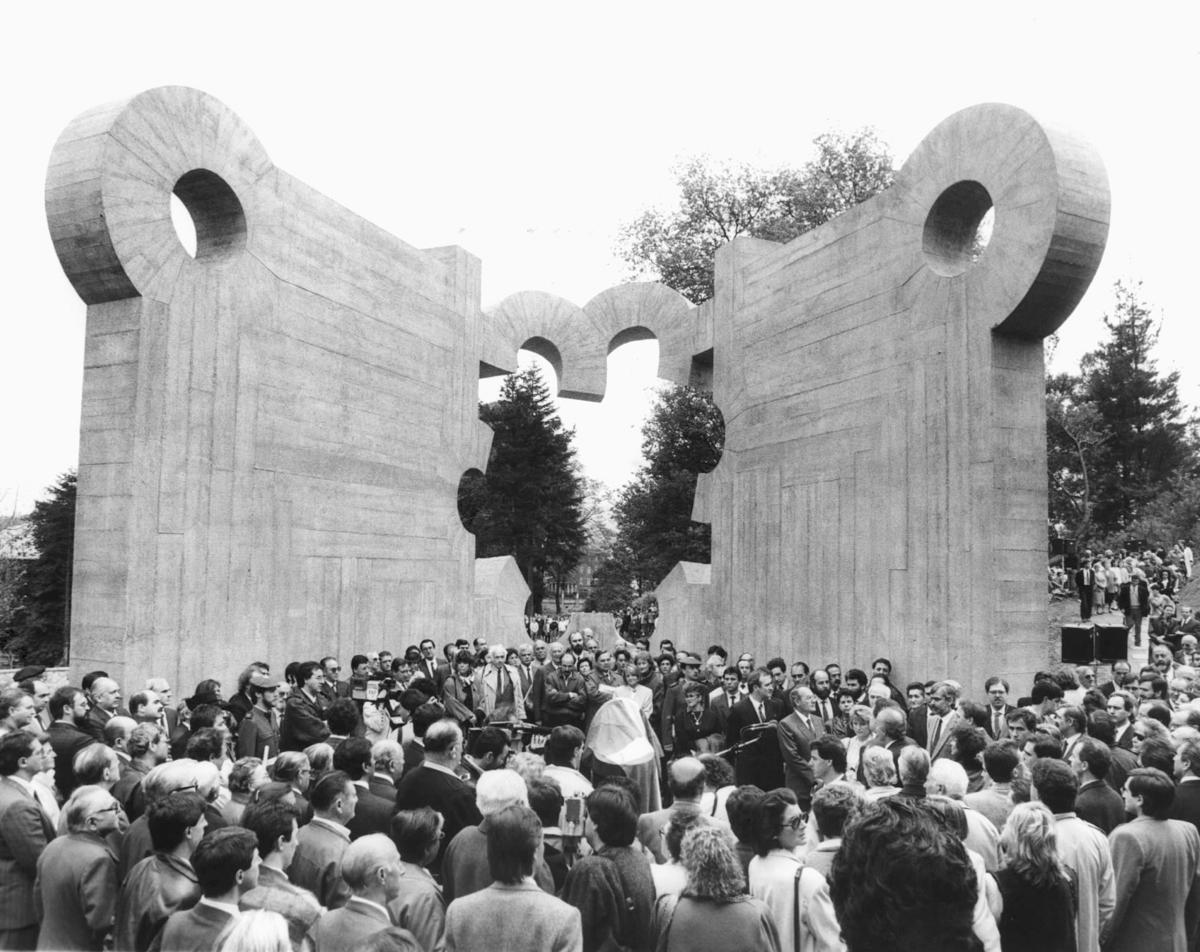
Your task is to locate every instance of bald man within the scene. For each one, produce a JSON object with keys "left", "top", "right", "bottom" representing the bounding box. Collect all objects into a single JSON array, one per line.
[
  {"left": 635, "top": 757, "right": 713, "bottom": 864},
  {"left": 308, "top": 834, "right": 420, "bottom": 952}
]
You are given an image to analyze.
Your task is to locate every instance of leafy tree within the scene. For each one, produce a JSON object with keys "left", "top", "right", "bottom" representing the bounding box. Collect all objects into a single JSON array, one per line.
[
  {"left": 1046, "top": 370, "right": 1107, "bottom": 540},
  {"left": 458, "top": 367, "right": 587, "bottom": 614},
  {"left": 610, "top": 385, "right": 724, "bottom": 593},
  {"left": 616, "top": 129, "right": 895, "bottom": 304},
  {"left": 1081, "top": 281, "right": 1196, "bottom": 534},
  {"left": 3, "top": 472, "right": 75, "bottom": 666}
]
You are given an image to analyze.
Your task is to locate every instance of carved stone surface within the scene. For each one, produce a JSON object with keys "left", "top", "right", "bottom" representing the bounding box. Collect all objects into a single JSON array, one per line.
[{"left": 48, "top": 89, "right": 1107, "bottom": 692}]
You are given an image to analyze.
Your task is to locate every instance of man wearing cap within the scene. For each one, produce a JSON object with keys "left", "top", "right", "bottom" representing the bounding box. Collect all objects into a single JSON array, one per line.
[
  {"left": 660, "top": 653, "right": 706, "bottom": 754},
  {"left": 237, "top": 673, "right": 281, "bottom": 760}
]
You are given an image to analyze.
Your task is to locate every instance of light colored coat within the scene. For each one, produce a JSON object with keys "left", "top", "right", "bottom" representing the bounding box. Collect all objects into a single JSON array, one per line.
[{"left": 1052, "top": 812, "right": 1114, "bottom": 952}]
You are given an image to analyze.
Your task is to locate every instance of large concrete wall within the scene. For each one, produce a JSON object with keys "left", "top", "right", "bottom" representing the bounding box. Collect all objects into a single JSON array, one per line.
[
  {"left": 47, "top": 91, "right": 1108, "bottom": 695},
  {"left": 661, "top": 105, "right": 1110, "bottom": 691},
  {"left": 46, "top": 87, "right": 528, "bottom": 692}
]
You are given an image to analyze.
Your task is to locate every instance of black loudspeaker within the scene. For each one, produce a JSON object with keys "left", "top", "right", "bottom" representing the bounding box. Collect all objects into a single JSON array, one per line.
[
  {"left": 1060, "top": 625, "right": 1096, "bottom": 665},
  {"left": 1095, "top": 625, "right": 1129, "bottom": 662}
]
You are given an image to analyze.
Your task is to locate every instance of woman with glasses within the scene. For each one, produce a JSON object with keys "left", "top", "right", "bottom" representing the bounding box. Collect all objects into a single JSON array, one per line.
[{"left": 746, "top": 788, "right": 814, "bottom": 952}]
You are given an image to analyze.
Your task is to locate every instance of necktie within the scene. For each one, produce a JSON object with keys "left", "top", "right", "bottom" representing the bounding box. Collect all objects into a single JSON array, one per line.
[{"left": 930, "top": 717, "right": 942, "bottom": 751}]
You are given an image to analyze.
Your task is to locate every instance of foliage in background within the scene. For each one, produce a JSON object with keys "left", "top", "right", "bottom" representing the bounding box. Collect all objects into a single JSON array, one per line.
[
  {"left": 1048, "top": 281, "right": 1197, "bottom": 546},
  {"left": 2, "top": 472, "right": 75, "bottom": 666},
  {"left": 615, "top": 129, "right": 895, "bottom": 304},
  {"left": 458, "top": 366, "right": 587, "bottom": 614},
  {"left": 592, "top": 385, "right": 724, "bottom": 604}
]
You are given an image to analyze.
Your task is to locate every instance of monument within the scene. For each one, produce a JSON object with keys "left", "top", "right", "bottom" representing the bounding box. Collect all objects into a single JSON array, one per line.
[{"left": 46, "top": 88, "right": 1108, "bottom": 692}]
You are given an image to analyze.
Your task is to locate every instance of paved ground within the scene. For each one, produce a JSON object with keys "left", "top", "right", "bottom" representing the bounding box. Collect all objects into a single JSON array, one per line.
[{"left": 1047, "top": 574, "right": 1200, "bottom": 678}]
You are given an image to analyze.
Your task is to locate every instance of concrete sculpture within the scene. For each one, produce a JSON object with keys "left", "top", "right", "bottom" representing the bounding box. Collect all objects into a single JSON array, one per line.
[{"left": 47, "top": 88, "right": 1107, "bottom": 691}]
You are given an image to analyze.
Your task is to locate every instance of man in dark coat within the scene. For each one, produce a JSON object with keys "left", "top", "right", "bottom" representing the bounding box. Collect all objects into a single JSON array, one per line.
[
  {"left": 1171, "top": 735, "right": 1200, "bottom": 833},
  {"left": 393, "top": 720, "right": 481, "bottom": 875},
  {"left": 724, "top": 668, "right": 785, "bottom": 790},
  {"left": 47, "top": 686, "right": 97, "bottom": 799},
  {"left": 280, "top": 662, "right": 330, "bottom": 752},
  {"left": 156, "top": 828, "right": 259, "bottom": 952}
]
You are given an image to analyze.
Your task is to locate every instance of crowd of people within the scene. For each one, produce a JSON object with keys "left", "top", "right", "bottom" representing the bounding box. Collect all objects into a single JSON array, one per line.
[{"left": 3, "top": 612, "right": 1200, "bottom": 952}]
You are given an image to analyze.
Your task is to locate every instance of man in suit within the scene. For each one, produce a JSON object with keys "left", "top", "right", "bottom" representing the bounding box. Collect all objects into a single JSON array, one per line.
[
  {"left": 529, "top": 642, "right": 566, "bottom": 724},
  {"left": 442, "top": 805, "right": 582, "bottom": 952},
  {"left": 334, "top": 738, "right": 394, "bottom": 840},
  {"left": 0, "top": 732, "right": 57, "bottom": 949},
  {"left": 281, "top": 662, "right": 331, "bottom": 752},
  {"left": 925, "top": 680, "right": 961, "bottom": 761},
  {"left": 47, "top": 686, "right": 97, "bottom": 799},
  {"left": 809, "top": 668, "right": 837, "bottom": 728},
  {"left": 416, "top": 639, "right": 450, "bottom": 688},
  {"left": 33, "top": 785, "right": 121, "bottom": 951},
  {"left": 144, "top": 679, "right": 180, "bottom": 737},
  {"left": 515, "top": 643, "right": 539, "bottom": 719},
  {"left": 310, "top": 834, "right": 416, "bottom": 952},
  {"left": 320, "top": 657, "right": 353, "bottom": 705},
  {"left": 1075, "top": 561, "right": 1095, "bottom": 620},
  {"left": 905, "top": 682, "right": 929, "bottom": 748},
  {"left": 393, "top": 720, "right": 482, "bottom": 875},
  {"left": 368, "top": 740, "right": 403, "bottom": 803},
  {"left": 82, "top": 676, "right": 123, "bottom": 743},
  {"left": 635, "top": 757, "right": 708, "bottom": 864},
  {"left": 983, "top": 677, "right": 1015, "bottom": 740},
  {"left": 1171, "top": 735, "right": 1200, "bottom": 833},
  {"left": 1107, "top": 768, "right": 1200, "bottom": 952},
  {"left": 777, "top": 686, "right": 820, "bottom": 810},
  {"left": 472, "top": 644, "right": 524, "bottom": 724},
  {"left": 724, "top": 668, "right": 785, "bottom": 790},
  {"left": 1070, "top": 738, "right": 1125, "bottom": 834},
  {"left": 239, "top": 799, "right": 323, "bottom": 952},
  {"left": 706, "top": 667, "right": 745, "bottom": 746},
  {"left": 290, "top": 770, "right": 358, "bottom": 909},
  {"left": 157, "top": 827, "right": 260, "bottom": 952}
]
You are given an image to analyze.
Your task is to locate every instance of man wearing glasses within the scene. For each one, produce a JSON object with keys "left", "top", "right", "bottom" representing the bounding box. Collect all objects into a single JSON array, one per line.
[{"left": 34, "top": 785, "right": 123, "bottom": 950}]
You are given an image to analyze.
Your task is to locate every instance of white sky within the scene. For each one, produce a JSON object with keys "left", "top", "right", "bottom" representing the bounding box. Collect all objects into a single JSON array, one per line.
[{"left": 3, "top": 3, "right": 1198, "bottom": 512}]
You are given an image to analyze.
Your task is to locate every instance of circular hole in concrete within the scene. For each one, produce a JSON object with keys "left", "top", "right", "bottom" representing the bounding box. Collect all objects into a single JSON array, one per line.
[
  {"left": 171, "top": 169, "right": 247, "bottom": 260},
  {"left": 922, "top": 180, "right": 994, "bottom": 277}
]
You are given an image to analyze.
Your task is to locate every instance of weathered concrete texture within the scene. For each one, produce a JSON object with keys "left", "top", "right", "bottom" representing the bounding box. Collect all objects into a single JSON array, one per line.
[
  {"left": 665, "top": 105, "right": 1110, "bottom": 691},
  {"left": 48, "top": 91, "right": 1108, "bottom": 696},
  {"left": 46, "top": 87, "right": 521, "bottom": 691}
]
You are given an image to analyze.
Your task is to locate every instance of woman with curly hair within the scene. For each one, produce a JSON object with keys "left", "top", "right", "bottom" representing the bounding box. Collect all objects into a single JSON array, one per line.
[
  {"left": 993, "top": 802, "right": 1076, "bottom": 952},
  {"left": 650, "top": 825, "right": 780, "bottom": 952}
]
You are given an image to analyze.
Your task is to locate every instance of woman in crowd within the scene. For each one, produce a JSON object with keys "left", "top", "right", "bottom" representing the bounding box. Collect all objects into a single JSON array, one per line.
[
  {"left": 389, "top": 807, "right": 447, "bottom": 952},
  {"left": 697, "top": 753, "right": 736, "bottom": 824},
  {"left": 860, "top": 745, "right": 901, "bottom": 800},
  {"left": 223, "top": 757, "right": 267, "bottom": 824},
  {"left": 842, "top": 705, "right": 875, "bottom": 783},
  {"left": 650, "top": 825, "right": 780, "bottom": 952},
  {"left": 560, "top": 784, "right": 655, "bottom": 952},
  {"left": 651, "top": 810, "right": 706, "bottom": 898},
  {"left": 614, "top": 663, "right": 654, "bottom": 722},
  {"left": 829, "top": 689, "right": 857, "bottom": 739},
  {"left": 441, "top": 650, "right": 477, "bottom": 725},
  {"left": 993, "top": 802, "right": 1076, "bottom": 952},
  {"left": 747, "top": 789, "right": 806, "bottom": 952}
]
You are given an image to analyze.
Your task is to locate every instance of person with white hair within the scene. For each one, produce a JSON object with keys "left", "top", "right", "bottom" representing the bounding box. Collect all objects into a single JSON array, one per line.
[
  {"left": 441, "top": 768, "right": 556, "bottom": 903},
  {"left": 927, "top": 759, "right": 1000, "bottom": 872},
  {"left": 34, "top": 785, "right": 122, "bottom": 950}
]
